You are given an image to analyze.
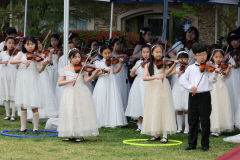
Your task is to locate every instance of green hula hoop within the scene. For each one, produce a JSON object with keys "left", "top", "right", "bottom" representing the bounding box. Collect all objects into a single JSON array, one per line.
[{"left": 123, "top": 139, "right": 182, "bottom": 147}]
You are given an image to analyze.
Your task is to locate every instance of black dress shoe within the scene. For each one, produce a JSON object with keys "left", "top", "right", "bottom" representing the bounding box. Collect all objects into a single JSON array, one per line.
[
  {"left": 16, "top": 129, "right": 27, "bottom": 132},
  {"left": 201, "top": 147, "right": 209, "bottom": 152},
  {"left": 184, "top": 146, "right": 196, "bottom": 151},
  {"left": 147, "top": 136, "right": 161, "bottom": 141},
  {"left": 33, "top": 130, "right": 40, "bottom": 134},
  {"left": 62, "top": 138, "right": 75, "bottom": 142}
]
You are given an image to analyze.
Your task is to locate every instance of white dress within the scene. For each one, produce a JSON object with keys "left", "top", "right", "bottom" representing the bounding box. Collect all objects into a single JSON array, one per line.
[
  {"left": 225, "top": 57, "right": 240, "bottom": 128},
  {"left": 0, "top": 51, "right": 18, "bottom": 102},
  {"left": 141, "top": 65, "right": 177, "bottom": 136},
  {"left": 27, "top": 61, "right": 58, "bottom": 120},
  {"left": 210, "top": 74, "right": 233, "bottom": 133},
  {"left": 172, "top": 65, "right": 189, "bottom": 111},
  {"left": 58, "top": 67, "right": 99, "bottom": 137},
  {"left": 0, "top": 43, "right": 4, "bottom": 106},
  {"left": 14, "top": 52, "right": 41, "bottom": 109},
  {"left": 55, "top": 55, "right": 67, "bottom": 110},
  {"left": 112, "top": 53, "right": 130, "bottom": 111},
  {"left": 93, "top": 59, "right": 128, "bottom": 128},
  {"left": 47, "top": 54, "right": 59, "bottom": 92},
  {"left": 125, "top": 60, "right": 146, "bottom": 118}
]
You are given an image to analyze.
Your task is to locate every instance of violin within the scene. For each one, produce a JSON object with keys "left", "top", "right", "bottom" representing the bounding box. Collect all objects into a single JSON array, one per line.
[
  {"left": 105, "top": 57, "right": 124, "bottom": 66},
  {"left": 141, "top": 59, "right": 150, "bottom": 68},
  {"left": 26, "top": 52, "right": 46, "bottom": 62},
  {"left": 155, "top": 58, "right": 176, "bottom": 69},
  {"left": 42, "top": 50, "right": 50, "bottom": 56},
  {"left": 74, "top": 64, "right": 109, "bottom": 74},
  {"left": 198, "top": 63, "right": 222, "bottom": 74},
  {"left": 8, "top": 49, "right": 19, "bottom": 56},
  {"left": 50, "top": 46, "right": 62, "bottom": 55},
  {"left": 219, "top": 63, "right": 231, "bottom": 70},
  {"left": 179, "top": 62, "right": 188, "bottom": 72}
]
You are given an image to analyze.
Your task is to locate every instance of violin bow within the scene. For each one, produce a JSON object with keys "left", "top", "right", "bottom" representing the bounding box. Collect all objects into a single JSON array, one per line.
[
  {"left": 41, "top": 30, "right": 52, "bottom": 51},
  {"left": 73, "top": 49, "right": 93, "bottom": 86}
]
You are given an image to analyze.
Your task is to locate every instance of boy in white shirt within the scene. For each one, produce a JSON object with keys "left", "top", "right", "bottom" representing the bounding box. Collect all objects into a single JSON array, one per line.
[{"left": 180, "top": 42, "right": 220, "bottom": 152}]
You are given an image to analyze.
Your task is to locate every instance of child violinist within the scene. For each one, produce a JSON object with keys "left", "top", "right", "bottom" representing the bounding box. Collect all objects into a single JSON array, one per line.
[
  {"left": 210, "top": 47, "right": 233, "bottom": 137},
  {"left": 0, "top": 27, "right": 17, "bottom": 51},
  {"left": 93, "top": 44, "right": 127, "bottom": 128},
  {"left": 26, "top": 39, "right": 58, "bottom": 120},
  {"left": 48, "top": 34, "right": 62, "bottom": 91},
  {"left": 10, "top": 36, "right": 49, "bottom": 133},
  {"left": 141, "top": 44, "right": 177, "bottom": 143},
  {"left": 0, "top": 36, "right": 18, "bottom": 121},
  {"left": 58, "top": 48, "right": 100, "bottom": 142},
  {"left": 172, "top": 49, "right": 189, "bottom": 134},
  {"left": 110, "top": 38, "right": 129, "bottom": 111},
  {"left": 224, "top": 30, "right": 240, "bottom": 129},
  {"left": 180, "top": 42, "right": 220, "bottom": 152},
  {"left": 125, "top": 45, "right": 150, "bottom": 131}
]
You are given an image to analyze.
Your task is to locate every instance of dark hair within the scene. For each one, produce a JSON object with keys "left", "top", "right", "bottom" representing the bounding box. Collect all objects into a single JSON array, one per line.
[
  {"left": 177, "top": 48, "right": 189, "bottom": 59},
  {"left": 228, "top": 30, "right": 240, "bottom": 42},
  {"left": 141, "top": 44, "right": 150, "bottom": 52},
  {"left": 5, "top": 27, "right": 17, "bottom": 35},
  {"left": 22, "top": 36, "right": 38, "bottom": 53},
  {"left": 192, "top": 42, "right": 207, "bottom": 55},
  {"left": 148, "top": 44, "right": 163, "bottom": 76},
  {"left": 90, "top": 40, "right": 99, "bottom": 46},
  {"left": 182, "top": 26, "right": 199, "bottom": 47},
  {"left": 68, "top": 40, "right": 74, "bottom": 44},
  {"left": 139, "top": 27, "right": 151, "bottom": 45},
  {"left": 50, "top": 34, "right": 62, "bottom": 47},
  {"left": 68, "top": 48, "right": 80, "bottom": 59},
  {"left": 209, "top": 44, "right": 224, "bottom": 62},
  {"left": 109, "top": 38, "right": 120, "bottom": 48},
  {"left": 100, "top": 44, "right": 112, "bottom": 54},
  {"left": 69, "top": 33, "right": 79, "bottom": 41},
  {"left": 3, "top": 36, "right": 16, "bottom": 51}
]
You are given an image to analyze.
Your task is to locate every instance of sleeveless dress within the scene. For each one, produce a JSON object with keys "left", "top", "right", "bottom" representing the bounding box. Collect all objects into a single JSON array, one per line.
[
  {"left": 141, "top": 65, "right": 177, "bottom": 136},
  {"left": 210, "top": 74, "right": 233, "bottom": 133},
  {"left": 125, "top": 60, "right": 146, "bottom": 118},
  {"left": 93, "top": 59, "right": 127, "bottom": 128},
  {"left": 58, "top": 68, "right": 99, "bottom": 137}
]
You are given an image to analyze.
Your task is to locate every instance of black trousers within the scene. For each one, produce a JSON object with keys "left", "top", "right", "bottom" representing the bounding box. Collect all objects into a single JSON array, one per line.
[{"left": 188, "top": 91, "right": 212, "bottom": 148}]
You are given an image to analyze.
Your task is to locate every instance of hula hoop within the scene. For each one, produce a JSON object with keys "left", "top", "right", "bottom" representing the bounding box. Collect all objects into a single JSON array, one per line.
[
  {"left": 123, "top": 139, "right": 182, "bottom": 147},
  {"left": 1, "top": 129, "right": 58, "bottom": 138}
]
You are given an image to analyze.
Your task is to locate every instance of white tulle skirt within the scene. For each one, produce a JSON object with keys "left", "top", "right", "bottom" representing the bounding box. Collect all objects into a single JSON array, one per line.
[
  {"left": 225, "top": 68, "right": 240, "bottom": 128},
  {"left": 27, "top": 71, "right": 58, "bottom": 120},
  {"left": 0, "top": 66, "right": 17, "bottom": 102},
  {"left": 125, "top": 75, "right": 146, "bottom": 118},
  {"left": 58, "top": 79, "right": 99, "bottom": 137},
  {"left": 172, "top": 78, "right": 189, "bottom": 111},
  {"left": 141, "top": 78, "right": 177, "bottom": 136},
  {"left": 15, "top": 68, "right": 41, "bottom": 109},
  {"left": 93, "top": 74, "right": 127, "bottom": 128},
  {"left": 210, "top": 79, "right": 233, "bottom": 133}
]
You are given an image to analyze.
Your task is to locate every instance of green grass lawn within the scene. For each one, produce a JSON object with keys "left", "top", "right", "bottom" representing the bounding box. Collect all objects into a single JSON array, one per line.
[{"left": 0, "top": 106, "right": 239, "bottom": 160}]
